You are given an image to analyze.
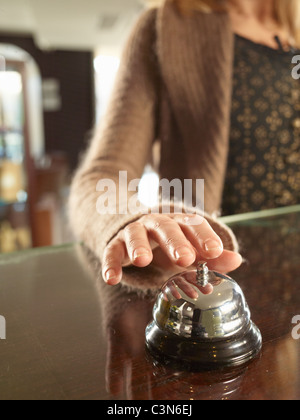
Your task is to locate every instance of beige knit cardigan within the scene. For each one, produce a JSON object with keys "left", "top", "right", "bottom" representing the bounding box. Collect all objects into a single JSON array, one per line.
[{"left": 69, "top": 0, "right": 239, "bottom": 291}]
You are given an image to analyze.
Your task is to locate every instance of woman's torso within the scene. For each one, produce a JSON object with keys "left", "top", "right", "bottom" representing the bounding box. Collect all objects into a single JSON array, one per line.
[{"left": 222, "top": 34, "right": 300, "bottom": 215}]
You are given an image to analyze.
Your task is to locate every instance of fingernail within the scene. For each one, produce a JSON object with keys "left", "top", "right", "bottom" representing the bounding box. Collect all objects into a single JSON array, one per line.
[
  {"left": 204, "top": 239, "right": 223, "bottom": 252},
  {"left": 175, "top": 247, "right": 193, "bottom": 260},
  {"left": 237, "top": 253, "right": 244, "bottom": 263},
  {"left": 105, "top": 269, "right": 117, "bottom": 282},
  {"left": 133, "top": 248, "right": 151, "bottom": 260}
]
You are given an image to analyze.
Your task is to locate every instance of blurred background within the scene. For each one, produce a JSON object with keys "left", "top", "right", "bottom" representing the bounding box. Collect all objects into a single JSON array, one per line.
[{"left": 0, "top": 0, "right": 147, "bottom": 254}]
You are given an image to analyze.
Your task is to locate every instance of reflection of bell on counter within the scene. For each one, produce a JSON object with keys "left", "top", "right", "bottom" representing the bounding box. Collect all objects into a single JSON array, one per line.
[{"left": 146, "top": 262, "right": 262, "bottom": 370}]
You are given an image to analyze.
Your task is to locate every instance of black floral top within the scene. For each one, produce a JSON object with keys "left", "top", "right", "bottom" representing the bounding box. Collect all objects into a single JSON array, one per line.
[{"left": 222, "top": 35, "right": 300, "bottom": 216}]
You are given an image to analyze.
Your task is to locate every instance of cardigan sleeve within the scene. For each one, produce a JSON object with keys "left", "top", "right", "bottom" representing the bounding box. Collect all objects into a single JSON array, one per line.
[
  {"left": 68, "top": 8, "right": 239, "bottom": 291},
  {"left": 68, "top": 8, "right": 160, "bottom": 259}
]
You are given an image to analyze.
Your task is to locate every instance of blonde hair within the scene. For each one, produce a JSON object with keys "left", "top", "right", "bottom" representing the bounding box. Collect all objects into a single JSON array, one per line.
[{"left": 146, "top": 0, "right": 300, "bottom": 47}]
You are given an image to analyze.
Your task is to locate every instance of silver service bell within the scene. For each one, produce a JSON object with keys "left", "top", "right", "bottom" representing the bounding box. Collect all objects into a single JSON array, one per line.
[{"left": 146, "top": 262, "right": 262, "bottom": 369}]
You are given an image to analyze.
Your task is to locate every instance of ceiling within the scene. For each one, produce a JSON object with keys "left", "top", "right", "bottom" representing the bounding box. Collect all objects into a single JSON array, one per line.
[{"left": 0, "top": 0, "right": 145, "bottom": 53}]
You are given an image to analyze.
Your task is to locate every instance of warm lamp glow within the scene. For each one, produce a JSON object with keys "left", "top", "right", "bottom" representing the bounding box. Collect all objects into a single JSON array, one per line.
[
  {"left": 94, "top": 55, "right": 120, "bottom": 121},
  {"left": 138, "top": 171, "right": 160, "bottom": 208}
]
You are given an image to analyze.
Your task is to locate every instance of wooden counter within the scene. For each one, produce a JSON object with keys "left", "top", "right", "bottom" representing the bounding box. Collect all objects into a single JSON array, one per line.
[{"left": 0, "top": 206, "right": 299, "bottom": 400}]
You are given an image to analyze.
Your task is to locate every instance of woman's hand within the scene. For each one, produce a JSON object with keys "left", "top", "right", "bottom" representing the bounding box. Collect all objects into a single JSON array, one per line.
[{"left": 102, "top": 214, "right": 242, "bottom": 285}]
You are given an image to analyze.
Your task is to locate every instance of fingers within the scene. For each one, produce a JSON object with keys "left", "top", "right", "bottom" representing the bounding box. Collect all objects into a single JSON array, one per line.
[
  {"left": 102, "top": 214, "right": 243, "bottom": 286},
  {"left": 121, "top": 222, "right": 153, "bottom": 267},
  {"left": 102, "top": 238, "right": 126, "bottom": 285},
  {"left": 140, "top": 215, "right": 196, "bottom": 267},
  {"left": 205, "top": 250, "right": 243, "bottom": 273},
  {"left": 173, "top": 214, "right": 224, "bottom": 260},
  {"left": 102, "top": 222, "right": 154, "bottom": 285}
]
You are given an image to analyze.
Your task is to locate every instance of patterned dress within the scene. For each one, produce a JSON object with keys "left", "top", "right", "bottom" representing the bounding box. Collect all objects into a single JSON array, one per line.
[{"left": 222, "top": 35, "right": 300, "bottom": 215}]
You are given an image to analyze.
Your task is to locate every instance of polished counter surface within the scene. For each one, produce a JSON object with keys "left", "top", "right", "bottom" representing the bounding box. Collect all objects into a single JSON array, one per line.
[{"left": 0, "top": 206, "right": 299, "bottom": 400}]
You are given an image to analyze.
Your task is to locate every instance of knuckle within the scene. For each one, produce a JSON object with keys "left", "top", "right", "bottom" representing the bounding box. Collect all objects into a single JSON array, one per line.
[
  {"left": 153, "top": 217, "right": 173, "bottom": 232},
  {"left": 191, "top": 214, "right": 205, "bottom": 226},
  {"left": 164, "top": 236, "right": 184, "bottom": 250},
  {"left": 194, "top": 229, "right": 205, "bottom": 241},
  {"left": 123, "top": 223, "right": 145, "bottom": 249},
  {"left": 153, "top": 220, "right": 162, "bottom": 231},
  {"left": 124, "top": 223, "right": 136, "bottom": 235},
  {"left": 139, "top": 215, "right": 148, "bottom": 224},
  {"left": 103, "top": 238, "right": 123, "bottom": 259},
  {"left": 102, "top": 254, "right": 116, "bottom": 267},
  {"left": 120, "top": 221, "right": 143, "bottom": 240},
  {"left": 104, "top": 242, "right": 116, "bottom": 254},
  {"left": 164, "top": 236, "right": 177, "bottom": 248},
  {"left": 185, "top": 215, "right": 206, "bottom": 228},
  {"left": 127, "top": 238, "right": 140, "bottom": 249},
  {"left": 140, "top": 214, "right": 155, "bottom": 224}
]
